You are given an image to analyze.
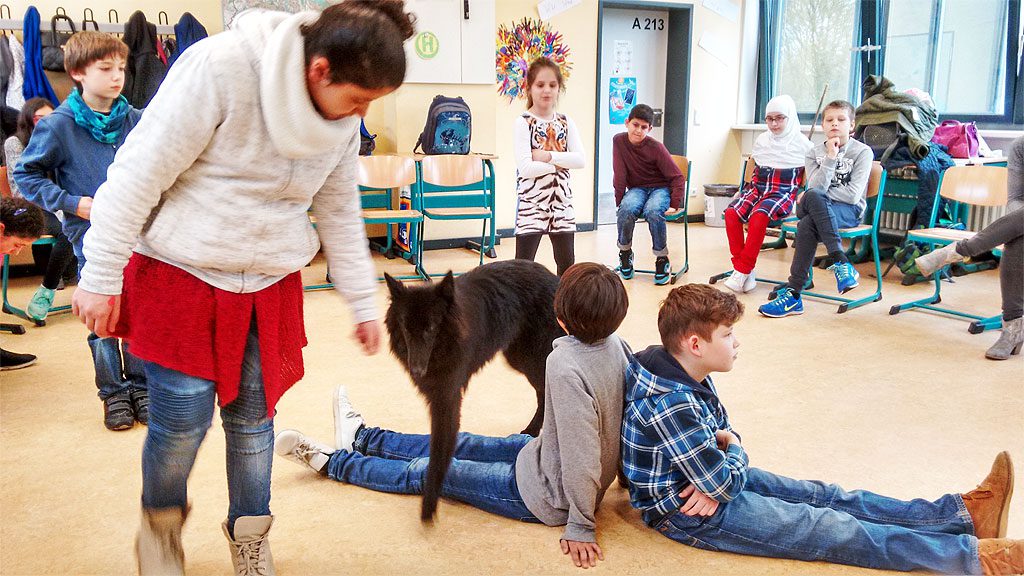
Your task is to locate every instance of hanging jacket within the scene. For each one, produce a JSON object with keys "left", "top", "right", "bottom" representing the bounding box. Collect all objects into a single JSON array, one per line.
[
  {"left": 882, "top": 142, "right": 956, "bottom": 227},
  {"left": 856, "top": 75, "right": 938, "bottom": 160},
  {"left": 5, "top": 34, "right": 25, "bottom": 110},
  {"left": 122, "top": 11, "right": 167, "bottom": 108},
  {"left": 20, "top": 7, "right": 58, "bottom": 105},
  {"left": 169, "top": 12, "right": 208, "bottom": 67}
]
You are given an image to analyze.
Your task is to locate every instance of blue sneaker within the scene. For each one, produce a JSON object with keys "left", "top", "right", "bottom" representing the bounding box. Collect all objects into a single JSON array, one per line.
[
  {"left": 618, "top": 250, "right": 634, "bottom": 280},
  {"left": 758, "top": 288, "right": 804, "bottom": 318},
  {"left": 829, "top": 262, "right": 860, "bottom": 294}
]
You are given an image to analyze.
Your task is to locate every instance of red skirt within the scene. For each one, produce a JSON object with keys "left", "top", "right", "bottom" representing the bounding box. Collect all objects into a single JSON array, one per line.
[{"left": 114, "top": 253, "right": 306, "bottom": 417}]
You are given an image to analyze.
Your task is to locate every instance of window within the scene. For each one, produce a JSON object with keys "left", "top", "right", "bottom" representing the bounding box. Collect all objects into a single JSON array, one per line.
[
  {"left": 775, "top": 0, "right": 858, "bottom": 115},
  {"left": 756, "top": 0, "right": 1022, "bottom": 126}
]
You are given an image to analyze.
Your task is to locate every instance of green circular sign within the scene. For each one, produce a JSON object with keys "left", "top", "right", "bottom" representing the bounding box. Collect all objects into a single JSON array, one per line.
[{"left": 415, "top": 31, "right": 439, "bottom": 59}]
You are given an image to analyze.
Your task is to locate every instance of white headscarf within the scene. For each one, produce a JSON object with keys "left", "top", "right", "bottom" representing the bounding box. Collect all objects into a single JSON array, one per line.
[{"left": 751, "top": 95, "right": 813, "bottom": 169}]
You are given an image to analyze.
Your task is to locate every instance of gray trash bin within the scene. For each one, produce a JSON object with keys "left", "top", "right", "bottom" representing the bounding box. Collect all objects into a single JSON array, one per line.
[{"left": 703, "top": 184, "right": 739, "bottom": 227}]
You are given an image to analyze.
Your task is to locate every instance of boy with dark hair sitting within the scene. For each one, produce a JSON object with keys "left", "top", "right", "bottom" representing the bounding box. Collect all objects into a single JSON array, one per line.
[
  {"left": 276, "top": 262, "right": 631, "bottom": 569},
  {"left": 759, "top": 100, "right": 873, "bottom": 318},
  {"left": 613, "top": 103, "right": 686, "bottom": 285},
  {"left": 622, "top": 282, "right": 1023, "bottom": 574}
]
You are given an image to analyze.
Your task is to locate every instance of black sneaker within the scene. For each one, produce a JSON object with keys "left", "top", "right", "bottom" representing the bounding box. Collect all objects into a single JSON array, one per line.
[
  {"left": 618, "top": 250, "right": 634, "bottom": 280},
  {"left": 103, "top": 391, "right": 135, "bottom": 431},
  {"left": 654, "top": 257, "right": 671, "bottom": 285},
  {"left": 0, "top": 348, "right": 37, "bottom": 371},
  {"left": 130, "top": 387, "right": 150, "bottom": 425}
]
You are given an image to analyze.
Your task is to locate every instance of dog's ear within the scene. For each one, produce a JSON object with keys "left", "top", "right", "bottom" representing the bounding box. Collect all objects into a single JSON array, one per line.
[
  {"left": 437, "top": 271, "right": 456, "bottom": 302},
  {"left": 384, "top": 273, "right": 405, "bottom": 297}
]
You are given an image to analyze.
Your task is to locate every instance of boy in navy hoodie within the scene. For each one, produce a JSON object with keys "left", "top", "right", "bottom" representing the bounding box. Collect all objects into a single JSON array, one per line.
[
  {"left": 621, "top": 283, "right": 1022, "bottom": 574},
  {"left": 15, "top": 31, "right": 147, "bottom": 431}
]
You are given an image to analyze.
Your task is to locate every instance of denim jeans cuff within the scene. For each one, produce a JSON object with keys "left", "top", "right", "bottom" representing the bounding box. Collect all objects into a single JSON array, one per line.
[
  {"left": 653, "top": 247, "right": 670, "bottom": 257},
  {"left": 953, "top": 493, "right": 977, "bottom": 534},
  {"left": 617, "top": 242, "right": 632, "bottom": 251}
]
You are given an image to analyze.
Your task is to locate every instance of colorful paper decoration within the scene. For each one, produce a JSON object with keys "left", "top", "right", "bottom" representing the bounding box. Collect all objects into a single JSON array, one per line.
[{"left": 495, "top": 18, "right": 572, "bottom": 102}]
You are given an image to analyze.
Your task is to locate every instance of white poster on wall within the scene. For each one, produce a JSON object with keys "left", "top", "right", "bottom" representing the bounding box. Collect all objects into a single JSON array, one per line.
[
  {"left": 538, "top": 0, "right": 582, "bottom": 20},
  {"left": 613, "top": 40, "right": 633, "bottom": 75}
]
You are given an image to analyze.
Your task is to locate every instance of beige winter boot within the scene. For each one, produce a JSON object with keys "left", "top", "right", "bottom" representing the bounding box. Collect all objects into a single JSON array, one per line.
[
  {"left": 223, "top": 515, "right": 275, "bottom": 576},
  {"left": 136, "top": 505, "right": 188, "bottom": 576}
]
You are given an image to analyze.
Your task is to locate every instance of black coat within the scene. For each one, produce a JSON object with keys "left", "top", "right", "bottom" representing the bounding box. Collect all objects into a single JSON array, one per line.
[{"left": 123, "top": 11, "right": 167, "bottom": 108}]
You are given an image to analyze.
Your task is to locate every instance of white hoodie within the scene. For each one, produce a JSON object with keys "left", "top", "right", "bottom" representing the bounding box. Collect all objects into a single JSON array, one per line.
[{"left": 80, "top": 10, "right": 377, "bottom": 323}]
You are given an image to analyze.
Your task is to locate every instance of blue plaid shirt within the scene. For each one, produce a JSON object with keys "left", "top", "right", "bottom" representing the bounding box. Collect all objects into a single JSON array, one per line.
[{"left": 621, "top": 346, "right": 749, "bottom": 526}]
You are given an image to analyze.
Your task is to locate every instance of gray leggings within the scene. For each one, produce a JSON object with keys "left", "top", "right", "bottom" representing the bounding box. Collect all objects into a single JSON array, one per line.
[{"left": 956, "top": 207, "right": 1023, "bottom": 321}]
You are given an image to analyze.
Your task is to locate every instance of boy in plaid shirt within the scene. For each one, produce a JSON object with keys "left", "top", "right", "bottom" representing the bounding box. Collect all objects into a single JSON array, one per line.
[{"left": 621, "top": 283, "right": 1022, "bottom": 574}]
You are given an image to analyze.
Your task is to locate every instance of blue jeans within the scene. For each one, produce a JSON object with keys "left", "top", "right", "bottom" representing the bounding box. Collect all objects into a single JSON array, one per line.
[
  {"left": 88, "top": 334, "right": 147, "bottom": 400},
  {"left": 326, "top": 427, "right": 540, "bottom": 522},
  {"left": 617, "top": 187, "right": 672, "bottom": 256},
  {"left": 653, "top": 467, "right": 979, "bottom": 574},
  {"left": 141, "top": 324, "right": 274, "bottom": 528}
]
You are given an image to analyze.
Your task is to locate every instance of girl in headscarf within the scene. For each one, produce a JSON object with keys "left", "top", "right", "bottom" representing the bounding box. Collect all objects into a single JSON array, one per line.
[{"left": 723, "top": 94, "right": 812, "bottom": 293}]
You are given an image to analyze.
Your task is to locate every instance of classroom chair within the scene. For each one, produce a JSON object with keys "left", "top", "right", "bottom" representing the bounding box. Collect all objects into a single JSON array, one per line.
[
  {"left": 889, "top": 165, "right": 1008, "bottom": 332},
  {"left": 760, "top": 162, "right": 888, "bottom": 314},
  {"left": 418, "top": 154, "right": 494, "bottom": 275}
]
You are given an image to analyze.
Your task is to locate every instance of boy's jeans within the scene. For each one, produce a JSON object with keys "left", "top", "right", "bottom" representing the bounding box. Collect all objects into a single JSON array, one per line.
[
  {"left": 787, "top": 188, "right": 861, "bottom": 292},
  {"left": 326, "top": 427, "right": 541, "bottom": 522},
  {"left": 88, "top": 334, "right": 147, "bottom": 400},
  {"left": 653, "top": 467, "right": 979, "bottom": 574},
  {"left": 617, "top": 187, "right": 672, "bottom": 256},
  {"left": 141, "top": 325, "right": 273, "bottom": 528}
]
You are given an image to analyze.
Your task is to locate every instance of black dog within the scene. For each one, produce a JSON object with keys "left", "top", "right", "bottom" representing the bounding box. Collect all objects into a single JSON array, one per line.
[{"left": 384, "top": 260, "right": 563, "bottom": 520}]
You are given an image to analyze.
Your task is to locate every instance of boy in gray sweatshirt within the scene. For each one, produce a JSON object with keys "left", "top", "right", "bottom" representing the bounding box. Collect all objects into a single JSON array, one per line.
[
  {"left": 760, "top": 100, "right": 874, "bottom": 319},
  {"left": 274, "top": 262, "right": 631, "bottom": 569}
]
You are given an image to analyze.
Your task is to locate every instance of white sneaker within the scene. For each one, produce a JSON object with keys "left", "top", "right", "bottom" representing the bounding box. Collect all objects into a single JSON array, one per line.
[
  {"left": 723, "top": 270, "right": 747, "bottom": 293},
  {"left": 333, "top": 385, "right": 365, "bottom": 453},
  {"left": 274, "top": 429, "right": 333, "bottom": 473},
  {"left": 743, "top": 269, "right": 758, "bottom": 293}
]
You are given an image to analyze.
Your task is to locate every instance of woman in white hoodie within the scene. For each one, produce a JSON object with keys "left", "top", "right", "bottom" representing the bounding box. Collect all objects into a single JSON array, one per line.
[
  {"left": 70, "top": 1, "right": 415, "bottom": 573},
  {"left": 722, "top": 95, "right": 813, "bottom": 293}
]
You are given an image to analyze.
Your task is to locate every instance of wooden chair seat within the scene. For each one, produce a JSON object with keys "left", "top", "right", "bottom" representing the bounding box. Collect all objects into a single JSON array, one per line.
[
  {"left": 423, "top": 207, "right": 492, "bottom": 218},
  {"left": 362, "top": 209, "right": 422, "bottom": 222}
]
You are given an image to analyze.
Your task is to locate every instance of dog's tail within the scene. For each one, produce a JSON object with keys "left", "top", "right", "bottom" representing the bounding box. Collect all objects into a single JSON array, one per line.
[{"left": 422, "top": 387, "right": 462, "bottom": 522}]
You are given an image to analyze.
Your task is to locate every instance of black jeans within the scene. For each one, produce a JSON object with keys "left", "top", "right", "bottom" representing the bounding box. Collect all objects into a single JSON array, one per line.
[
  {"left": 786, "top": 189, "right": 861, "bottom": 293},
  {"left": 514, "top": 232, "right": 575, "bottom": 276}
]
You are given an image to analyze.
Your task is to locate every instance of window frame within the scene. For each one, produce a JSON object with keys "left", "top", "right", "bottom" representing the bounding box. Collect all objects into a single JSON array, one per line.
[{"left": 755, "top": 0, "right": 1023, "bottom": 128}]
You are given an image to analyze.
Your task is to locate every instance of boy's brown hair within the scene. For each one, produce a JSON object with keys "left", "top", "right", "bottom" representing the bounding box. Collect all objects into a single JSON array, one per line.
[
  {"left": 63, "top": 31, "right": 129, "bottom": 76},
  {"left": 554, "top": 262, "right": 628, "bottom": 344},
  {"left": 658, "top": 284, "right": 744, "bottom": 354},
  {"left": 823, "top": 99, "right": 856, "bottom": 122}
]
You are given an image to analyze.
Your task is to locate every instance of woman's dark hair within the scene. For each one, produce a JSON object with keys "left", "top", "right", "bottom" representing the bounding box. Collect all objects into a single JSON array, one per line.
[
  {"left": 302, "top": 0, "right": 416, "bottom": 89},
  {"left": 525, "top": 57, "right": 564, "bottom": 109},
  {"left": 15, "top": 98, "right": 54, "bottom": 147},
  {"left": 1, "top": 196, "right": 46, "bottom": 239}
]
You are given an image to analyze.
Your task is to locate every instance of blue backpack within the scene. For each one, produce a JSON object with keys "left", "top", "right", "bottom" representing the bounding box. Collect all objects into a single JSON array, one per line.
[{"left": 414, "top": 95, "right": 472, "bottom": 155}]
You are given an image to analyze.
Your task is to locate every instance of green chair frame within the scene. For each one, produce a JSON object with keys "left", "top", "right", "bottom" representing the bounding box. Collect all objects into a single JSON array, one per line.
[
  {"left": 2, "top": 237, "right": 73, "bottom": 326},
  {"left": 888, "top": 165, "right": 1008, "bottom": 332},
  {"left": 417, "top": 155, "right": 495, "bottom": 275}
]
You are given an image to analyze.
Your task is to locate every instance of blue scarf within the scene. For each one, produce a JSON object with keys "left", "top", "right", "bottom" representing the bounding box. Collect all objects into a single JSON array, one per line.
[{"left": 67, "top": 90, "right": 131, "bottom": 144}]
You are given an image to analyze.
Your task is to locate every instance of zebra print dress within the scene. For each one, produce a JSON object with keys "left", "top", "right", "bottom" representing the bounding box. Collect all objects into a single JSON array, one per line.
[{"left": 514, "top": 113, "right": 576, "bottom": 235}]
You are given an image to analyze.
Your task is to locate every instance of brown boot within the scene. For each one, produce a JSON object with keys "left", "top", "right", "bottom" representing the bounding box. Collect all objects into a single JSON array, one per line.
[
  {"left": 223, "top": 515, "right": 275, "bottom": 576},
  {"left": 963, "top": 452, "right": 1015, "bottom": 539},
  {"left": 136, "top": 505, "right": 189, "bottom": 575},
  {"left": 978, "top": 539, "right": 1024, "bottom": 575}
]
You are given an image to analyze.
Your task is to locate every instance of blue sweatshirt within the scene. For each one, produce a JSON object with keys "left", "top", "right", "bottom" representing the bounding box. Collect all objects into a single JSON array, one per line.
[{"left": 13, "top": 102, "right": 143, "bottom": 255}]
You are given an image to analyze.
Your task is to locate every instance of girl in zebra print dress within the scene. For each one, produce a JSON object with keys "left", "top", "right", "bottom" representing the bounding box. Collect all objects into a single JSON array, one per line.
[{"left": 513, "top": 57, "right": 585, "bottom": 276}]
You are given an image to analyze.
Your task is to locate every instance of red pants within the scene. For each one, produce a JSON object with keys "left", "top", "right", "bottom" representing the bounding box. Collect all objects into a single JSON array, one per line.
[{"left": 725, "top": 209, "right": 770, "bottom": 274}]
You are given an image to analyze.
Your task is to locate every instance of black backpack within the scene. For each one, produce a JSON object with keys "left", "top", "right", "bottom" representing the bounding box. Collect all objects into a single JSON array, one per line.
[{"left": 414, "top": 95, "right": 472, "bottom": 155}]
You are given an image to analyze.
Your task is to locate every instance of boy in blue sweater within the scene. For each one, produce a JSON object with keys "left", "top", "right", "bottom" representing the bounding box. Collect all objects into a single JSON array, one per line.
[
  {"left": 15, "top": 31, "right": 147, "bottom": 431},
  {"left": 622, "top": 283, "right": 1022, "bottom": 574}
]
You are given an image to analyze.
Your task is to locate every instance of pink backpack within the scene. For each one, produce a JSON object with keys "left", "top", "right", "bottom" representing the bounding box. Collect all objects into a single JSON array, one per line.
[{"left": 931, "top": 120, "right": 980, "bottom": 158}]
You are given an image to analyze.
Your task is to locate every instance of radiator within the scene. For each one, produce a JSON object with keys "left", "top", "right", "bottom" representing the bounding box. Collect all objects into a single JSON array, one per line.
[{"left": 879, "top": 204, "right": 1008, "bottom": 234}]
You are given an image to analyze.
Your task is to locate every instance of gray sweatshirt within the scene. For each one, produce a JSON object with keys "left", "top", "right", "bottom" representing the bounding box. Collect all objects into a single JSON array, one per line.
[
  {"left": 515, "top": 334, "right": 629, "bottom": 543},
  {"left": 1008, "top": 135, "right": 1023, "bottom": 211},
  {"left": 805, "top": 137, "right": 873, "bottom": 216}
]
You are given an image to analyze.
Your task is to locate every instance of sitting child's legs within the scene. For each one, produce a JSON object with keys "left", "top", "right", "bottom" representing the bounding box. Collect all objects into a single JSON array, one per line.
[
  {"left": 640, "top": 187, "right": 671, "bottom": 256},
  {"left": 357, "top": 426, "right": 532, "bottom": 464},
  {"left": 655, "top": 488, "right": 978, "bottom": 574},
  {"left": 731, "top": 212, "right": 771, "bottom": 275},
  {"left": 616, "top": 188, "right": 652, "bottom": 253},
  {"left": 724, "top": 207, "right": 746, "bottom": 260}
]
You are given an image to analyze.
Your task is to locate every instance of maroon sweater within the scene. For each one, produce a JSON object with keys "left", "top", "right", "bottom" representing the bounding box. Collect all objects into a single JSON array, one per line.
[{"left": 612, "top": 132, "right": 685, "bottom": 208}]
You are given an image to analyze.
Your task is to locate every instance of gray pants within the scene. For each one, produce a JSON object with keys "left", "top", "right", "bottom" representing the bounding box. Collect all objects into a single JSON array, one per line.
[
  {"left": 786, "top": 189, "right": 861, "bottom": 293},
  {"left": 956, "top": 207, "right": 1024, "bottom": 321}
]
